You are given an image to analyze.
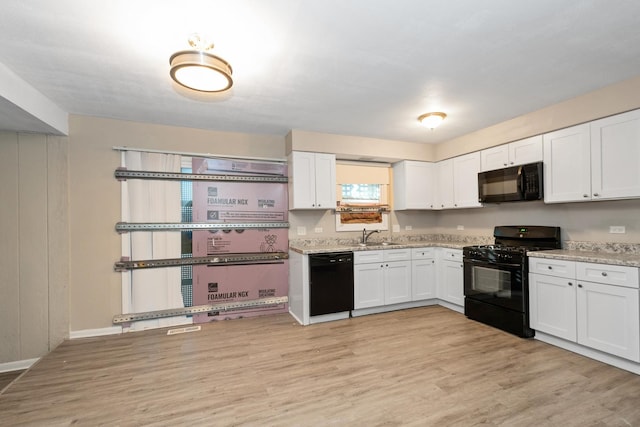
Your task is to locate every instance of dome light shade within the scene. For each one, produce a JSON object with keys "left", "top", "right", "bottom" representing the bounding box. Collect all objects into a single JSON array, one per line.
[
  {"left": 169, "top": 50, "right": 233, "bottom": 92},
  {"left": 418, "top": 112, "right": 447, "bottom": 129}
]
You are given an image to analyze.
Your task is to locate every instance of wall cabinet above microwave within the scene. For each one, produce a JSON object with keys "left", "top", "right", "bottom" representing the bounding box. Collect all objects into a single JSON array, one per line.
[{"left": 480, "top": 135, "right": 543, "bottom": 172}]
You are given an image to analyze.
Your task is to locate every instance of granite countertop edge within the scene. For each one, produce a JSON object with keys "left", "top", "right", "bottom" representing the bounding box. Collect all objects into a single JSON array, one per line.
[
  {"left": 527, "top": 249, "right": 640, "bottom": 268},
  {"left": 290, "top": 241, "right": 467, "bottom": 255}
]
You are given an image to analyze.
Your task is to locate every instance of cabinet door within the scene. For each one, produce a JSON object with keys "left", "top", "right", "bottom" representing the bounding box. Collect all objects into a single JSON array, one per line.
[
  {"left": 480, "top": 144, "right": 510, "bottom": 172},
  {"left": 590, "top": 109, "right": 640, "bottom": 200},
  {"left": 543, "top": 124, "right": 591, "bottom": 203},
  {"left": 313, "top": 153, "right": 336, "bottom": 209},
  {"left": 354, "top": 263, "right": 384, "bottom": 309},
  {"left": 529, "top": 274, "right": 577, "bottom": 341},
  {"left": 412, "top": 258, "right": 436, "bottom": 300},
  {"left": 577, "top": 281, "right": 640, "bottom": 361},
  {"left": 289, "top": 151, "right": 317, "bottom": 209},
  {"left": 435, "top": 159, "right": 454, "bottom": 209},
  {"left": 452, "top": 152, "right": 482, "bottom": 208},
  {"left": 392, "top": 161, "right": 435, "bottom": 210},
  {"left": 385, "top": 260, "right": 412, "bottom": 305},
  {"left": 509, "top": 135, "right": 543, "bottom": 166},
  {"left": 439, "top": 260, "right": 464, "bottom": 306}
]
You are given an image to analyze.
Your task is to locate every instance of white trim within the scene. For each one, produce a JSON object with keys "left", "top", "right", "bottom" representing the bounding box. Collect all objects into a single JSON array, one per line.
[
  {"left": 309, "top": 311, "right": 350, "bottom": 324},
  {"left": 351, "top": 300, "right": 437, "bottom": 317},
  {"left": 0, "top": 358, "right": 39, "bottom": 373},
  {"left": 112, "top": 146, "right": 286, "bottom": 163},
  {"left": 0, "top": 62, "right": 68, "bottom": 135},
  {"left": 534, "top": 331, "right": 640, "bottom": 375},
  {"left": 70, "top": 326, "right": 123, "bottom": 339},
  {"left": 336, "top": 159, "right": 391, "bottom": 167}
]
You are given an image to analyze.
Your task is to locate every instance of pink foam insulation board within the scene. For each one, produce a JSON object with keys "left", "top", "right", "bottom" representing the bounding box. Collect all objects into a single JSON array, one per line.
[
  {"left": 190, "top": 157, "right": 289, "bottom": 323},
  {"left": 192, "top": 262, "right": 289, "bottom": 322}
]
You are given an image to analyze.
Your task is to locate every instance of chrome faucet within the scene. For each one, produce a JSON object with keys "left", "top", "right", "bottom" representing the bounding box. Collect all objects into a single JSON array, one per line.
[{"left": 362, "top": 228, "right": 380, "bottom": 244}]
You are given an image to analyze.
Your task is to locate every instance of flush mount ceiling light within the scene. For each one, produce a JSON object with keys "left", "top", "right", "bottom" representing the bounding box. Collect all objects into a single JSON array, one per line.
[
  {"left": 418, "top": 112, "right": 447, "bottom": 129},
  {"left": 169, "top": 34, "right": 233, "bottom": 92}
]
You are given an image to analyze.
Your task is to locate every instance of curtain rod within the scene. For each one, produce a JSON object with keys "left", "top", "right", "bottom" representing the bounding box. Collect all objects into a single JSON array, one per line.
[{"left": 112, "top": 146, "right": 287, "bottom": 163}]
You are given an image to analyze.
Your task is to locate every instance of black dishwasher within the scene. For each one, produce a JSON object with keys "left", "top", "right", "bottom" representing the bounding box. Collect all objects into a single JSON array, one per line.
[{"left": 309, "top": 252, "right": 354, "bottom": 316}]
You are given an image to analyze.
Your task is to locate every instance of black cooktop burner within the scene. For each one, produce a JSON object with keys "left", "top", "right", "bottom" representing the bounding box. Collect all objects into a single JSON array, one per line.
[{"left": 464, "top": 226, "right": 562, "bottom": 263}]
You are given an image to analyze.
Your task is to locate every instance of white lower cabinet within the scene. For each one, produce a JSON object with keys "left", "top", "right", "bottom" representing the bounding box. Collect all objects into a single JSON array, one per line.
[
  {"left": 437, "top": 248, "right": 464, "bottom": 306},
  {"left": 576, "top": 280, "right": 639, "bottom": 360},
  {"left": 529, "top": 273, "right": 577, "bottom": 341},
  {"left": 354, "top": 258, "right": 385, "bottom": 309},
  {"left": 354, "top": 249, "right": 411, "bottom": 309},
  {"left": 411, "top": 248, "right": 436, "bottom": 300},
  {"left": 529, "top": 258, "right": 640, "bottom": 362}
]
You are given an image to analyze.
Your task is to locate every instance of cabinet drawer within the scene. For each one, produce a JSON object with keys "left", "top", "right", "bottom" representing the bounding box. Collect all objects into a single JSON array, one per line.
[
  {"left": 442, "top": 248, "right": 462, "bottom": 262},
  {"left": 412, "top": 247, "right": 435, "bottom": 259},
  {"left": 384, "top": 248, "right": 411, "bottom": 262},
  {"left": 354, "top": 250, "right": 383, "bottom": 264},
  {"left": 529, "top": 257, "right": 575, "bottom": 279},
  {"left": 576, "top": 262, "right": 639, "bottom": 289}
]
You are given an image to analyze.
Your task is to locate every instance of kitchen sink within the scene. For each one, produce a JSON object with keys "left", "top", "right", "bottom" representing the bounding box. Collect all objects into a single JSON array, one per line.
[{"left": 357, "top": 241, "right": 400, "bottom": 247}]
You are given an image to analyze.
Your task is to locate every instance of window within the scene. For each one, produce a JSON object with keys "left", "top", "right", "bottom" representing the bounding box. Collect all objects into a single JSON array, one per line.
[{"left": 335, "top": 163, "right": 390, "bottom": 231}]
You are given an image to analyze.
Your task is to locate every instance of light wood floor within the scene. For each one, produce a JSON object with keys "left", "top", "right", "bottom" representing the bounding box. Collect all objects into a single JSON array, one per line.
[{"left": 2, "top": 306, "right": 640, "bottom": 426}]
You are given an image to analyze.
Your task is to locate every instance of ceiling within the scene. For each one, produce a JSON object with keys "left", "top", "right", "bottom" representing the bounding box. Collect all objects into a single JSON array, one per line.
[{"left": 2, "top": 0, "right": 640, "bottom": 144}]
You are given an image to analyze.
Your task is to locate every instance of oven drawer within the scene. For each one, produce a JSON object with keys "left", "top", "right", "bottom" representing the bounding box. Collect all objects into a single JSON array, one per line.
[
  {"left": 529, "top": 257, "right": 575, "bottom": 279},
  {"left": 577, "top": 262, "right": 639, "bottom": 289}
]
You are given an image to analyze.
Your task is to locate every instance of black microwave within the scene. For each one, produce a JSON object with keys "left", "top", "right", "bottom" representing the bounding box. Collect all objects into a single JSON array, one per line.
[{"left": 478, "top": 161, "right": 543, "bottom": 203}]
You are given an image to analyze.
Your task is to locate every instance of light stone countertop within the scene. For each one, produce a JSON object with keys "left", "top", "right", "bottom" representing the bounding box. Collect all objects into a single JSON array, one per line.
[
  {"left": 527, "top": 249, "right": 640, "bottom": 267},
  {"left": 288, "top": 234, "right": 493, "bottom": 255},
  {"left": 289, "top": 240, "right": 469, "bottom": 255}
]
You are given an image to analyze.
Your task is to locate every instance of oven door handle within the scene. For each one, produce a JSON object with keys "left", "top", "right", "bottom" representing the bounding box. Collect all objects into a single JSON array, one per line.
[{"left": 464, "top": 258, "right": 522, "bottom": 269}]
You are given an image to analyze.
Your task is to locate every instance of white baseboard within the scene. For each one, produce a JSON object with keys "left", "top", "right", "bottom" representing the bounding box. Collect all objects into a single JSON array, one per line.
[
  {"left": 70, "top": 326, "right": 123, "bottom": 339},
  {"left": 0, "top": 358, "right": 39, "bottom": 373}
]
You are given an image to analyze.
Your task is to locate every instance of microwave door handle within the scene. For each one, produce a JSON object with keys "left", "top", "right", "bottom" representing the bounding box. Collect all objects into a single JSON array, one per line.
[{"left": 517, "top": 165, "right": 525, "bottom": 197}]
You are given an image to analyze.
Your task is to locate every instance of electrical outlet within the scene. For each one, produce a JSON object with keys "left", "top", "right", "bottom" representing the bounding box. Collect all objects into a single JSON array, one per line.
[
  {"left": 392, "top": 224, "right": 400, "bottom": 233},
  {"left": 609, "top": 226, "right": 626, "bottom": 234},
  {"left": 297, "top": 226, "right": 307, "bottom": 236},
  {"left": 457, "top": 225, "right": 465, "bottom": 230},
  {"left": 405, "top": 225, "right": 412, "bottom": 231},
  {"left": 314, "top": 227, "right": 323, "bottom": 233}
]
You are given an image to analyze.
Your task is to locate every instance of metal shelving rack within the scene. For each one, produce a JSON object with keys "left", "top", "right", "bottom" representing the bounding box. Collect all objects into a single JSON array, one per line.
[{"left": 114, "top": 166, "right": 290, "bottom": 324}]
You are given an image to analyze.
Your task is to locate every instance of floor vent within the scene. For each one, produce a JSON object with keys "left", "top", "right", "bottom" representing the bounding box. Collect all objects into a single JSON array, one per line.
[{"left": 166, "top": 325, "right": 201, "bottom": 336}]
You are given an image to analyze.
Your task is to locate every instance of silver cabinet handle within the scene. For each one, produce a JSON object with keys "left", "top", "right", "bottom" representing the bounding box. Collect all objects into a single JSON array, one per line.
[
  {"left": 548, "top": 266, "right": 553, "bottom": 270},
  {"left": 602, "top": 272, "right": 608, "bottom": 277},
  {"left": 583, "top": 194, "right": 589, "bottom": 198},
  {"left": 578, "top": 284, "right": 583, "bottom": 288},
  {"left": 568, "top": 282, "right": 573, "bottom": 286},
  {"left": 593, "top": 193, "right": 600, "bottom": 197}
]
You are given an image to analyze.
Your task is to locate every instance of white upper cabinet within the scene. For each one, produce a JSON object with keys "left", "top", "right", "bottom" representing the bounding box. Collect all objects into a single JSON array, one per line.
[
  {"left": 544, "top": 109, "right": 640, "bottom": 203},
  {"left": 435, "top": 153, "right": 481, "bottom": 209},
  {"left": 452, "top": 152, "right": 482, "bottom": 208},
  {"left": 435, "top": 159, "right": 454, "bottom": 210},
  {"left": 288, "top": 151, "right": 336, "bottom": 209},
  {"left": 392, "top": 160, "right": 435, "bottom": 210},
  {"left": 590, "top": 109, "right": 640, "bottom": 200},
  {"left": 543, "top": 123, "right": 592, "bottom": 203},
  {"left": 480, "top": 135, "right": 543, "bottom": 172}
]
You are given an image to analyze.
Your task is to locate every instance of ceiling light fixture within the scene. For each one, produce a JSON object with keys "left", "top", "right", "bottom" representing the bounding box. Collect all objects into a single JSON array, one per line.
[
  {"left": 169, "top": 34, "right": 233, "bottom": 92},
  {"left": 418, "top": 112, "right": 447, "bottom": 129}
]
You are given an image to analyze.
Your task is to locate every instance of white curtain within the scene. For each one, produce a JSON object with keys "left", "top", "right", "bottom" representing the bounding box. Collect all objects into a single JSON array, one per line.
[{"left": 122, "top": 151, "right": 190, "bottom": 330}]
